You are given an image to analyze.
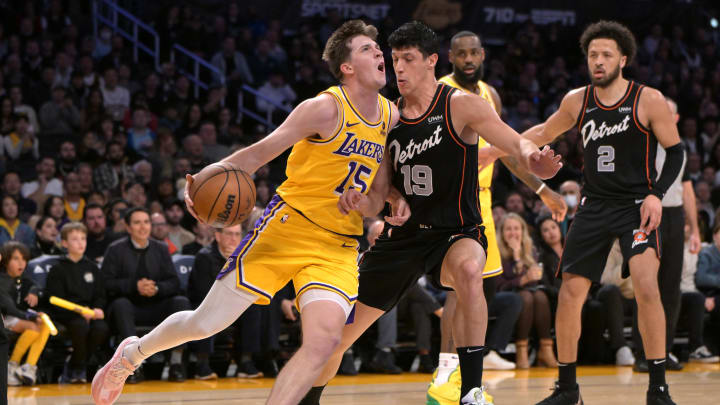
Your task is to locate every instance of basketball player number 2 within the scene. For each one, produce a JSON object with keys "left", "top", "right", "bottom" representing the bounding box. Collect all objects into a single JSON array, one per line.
[
  {"left": 597, "top": 145, "right": 615, "bottom": 172},
  {"left": 400, "top": 164, "right": 433, "bottom": 196},
  {"left": 335, "top": 161, "right": 372, "bottom": 194}
]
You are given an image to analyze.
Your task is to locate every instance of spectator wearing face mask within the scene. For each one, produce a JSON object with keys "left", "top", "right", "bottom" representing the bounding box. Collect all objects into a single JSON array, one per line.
[{"left": 559, "top": 180, "right": 581, "bottom": 235}]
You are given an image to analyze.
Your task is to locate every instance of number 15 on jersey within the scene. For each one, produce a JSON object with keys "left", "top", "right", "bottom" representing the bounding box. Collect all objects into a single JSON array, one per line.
[{"left": 334, "top": 161, "right": 372, "bottom": 195}]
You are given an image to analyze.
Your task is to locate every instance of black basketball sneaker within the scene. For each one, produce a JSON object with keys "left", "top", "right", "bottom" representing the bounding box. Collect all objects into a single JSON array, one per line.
[
  {"left": 647, "top": 384, "right": 676, "bottom": 405},
  {"left": 535, "top": 382, "right": 583, "bottom": 405}
]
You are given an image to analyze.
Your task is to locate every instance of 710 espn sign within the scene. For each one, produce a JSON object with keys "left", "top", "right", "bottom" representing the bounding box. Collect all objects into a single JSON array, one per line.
[{"left": 484, "top": 7, "right": 576, "bottom": 26}]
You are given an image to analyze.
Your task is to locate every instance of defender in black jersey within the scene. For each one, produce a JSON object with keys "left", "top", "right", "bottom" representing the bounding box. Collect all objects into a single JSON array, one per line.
[
  {"left": 301, "top": 22, "right": 561, "bottom": 405},
  {"left": 480, "top": 21, "right": 684, "bottom": 405}
]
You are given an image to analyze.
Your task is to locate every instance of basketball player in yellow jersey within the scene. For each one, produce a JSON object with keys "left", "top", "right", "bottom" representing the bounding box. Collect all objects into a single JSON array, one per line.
[
  {"left": 427, "top": 31, "right": 568, "bottom": 404},
  {"left": 91, "top": 20, "right": 407, "bottom": 405}
]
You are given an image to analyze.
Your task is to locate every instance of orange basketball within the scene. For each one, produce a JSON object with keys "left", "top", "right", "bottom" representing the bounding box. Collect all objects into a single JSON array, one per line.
[{"left": 188, "top": 162, "right": 256, "bottom": 228}]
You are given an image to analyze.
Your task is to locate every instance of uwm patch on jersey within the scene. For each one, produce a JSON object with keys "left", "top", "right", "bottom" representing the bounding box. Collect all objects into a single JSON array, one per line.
[
  {"left": 389, "top": 84, "right": 482, "bottom": 229},
  {"left": 576, "top": 81, "right": 658, "bottom": 200}
]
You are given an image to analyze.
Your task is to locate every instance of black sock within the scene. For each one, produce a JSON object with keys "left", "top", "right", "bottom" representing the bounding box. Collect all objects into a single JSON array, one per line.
[
  {"left": 457, "top": 346, "right": 485, "bottom": 399},
  {"left": 558, "top": 362, "right": 577, "bottom": 390},
  {"left": 298, "top": 385, "right": 326, "bottom": 405},
  {"left": 647, "top": 358, "right": 667, "bottom": 387}
]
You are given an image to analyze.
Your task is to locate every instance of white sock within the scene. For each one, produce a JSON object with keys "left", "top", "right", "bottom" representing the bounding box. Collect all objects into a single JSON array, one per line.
[
  {"left": 123, "top": 341, "right": 147, "bottom": 367},
  {"left": 435, "top": 352, "right": 459, "bottom": 385}
]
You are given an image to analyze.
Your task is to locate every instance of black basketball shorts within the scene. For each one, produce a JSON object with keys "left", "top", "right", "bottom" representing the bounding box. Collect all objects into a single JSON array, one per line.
[
  {"left": 358, "top": 223, "right": 488, "bottom": 312},
  {"left": 561, "top": 197, "right": 662, "bottom": 282}
]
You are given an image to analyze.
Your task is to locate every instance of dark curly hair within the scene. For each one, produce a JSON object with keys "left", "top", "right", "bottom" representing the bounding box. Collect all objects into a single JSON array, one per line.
[
  {"left": 322, "top": 20, "right": 379, "bottom": 82},
  {"left": 579, "top": 20, "right": 637, "bottom": 65},
  {"left": 388, "top": 21, "right": 439, "bottom": 58}
]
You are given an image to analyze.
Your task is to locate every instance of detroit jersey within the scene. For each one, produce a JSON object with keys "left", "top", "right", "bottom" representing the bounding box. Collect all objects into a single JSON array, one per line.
[
  {"left": 438, "top": 75, "right": 497, "bottom": 189},
  {"left": 577, "top": 81, "right": 657, "bottom": 200},
  {"left": 389, "top": 83, "right": 482, "bottom": 229},
  {"left": 276, "top": 85, "right": 392, "bottom": 236}
]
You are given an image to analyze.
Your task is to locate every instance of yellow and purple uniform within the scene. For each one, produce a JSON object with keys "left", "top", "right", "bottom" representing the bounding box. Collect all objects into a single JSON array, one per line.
[
  {"left": 217, "top": 85, "right": 393, "bottom": 305},
  {"left": 438, "top": 74, "right": 502, "bottom": 278}
]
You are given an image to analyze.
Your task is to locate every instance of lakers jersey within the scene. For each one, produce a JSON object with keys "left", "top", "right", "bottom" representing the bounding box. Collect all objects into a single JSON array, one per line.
[
  {"left": 438, "top": 75, "right": 497, "bottom": 188},
  {"left": 276, "top": 85, "right": 392, "bottom": 236}
]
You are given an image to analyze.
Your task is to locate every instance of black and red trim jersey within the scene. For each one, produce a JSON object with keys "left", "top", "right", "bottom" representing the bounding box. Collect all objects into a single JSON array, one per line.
[
  {"left": 388, "top": 83, "right": 482, "bottom": 229},
  {"left": 576, "top": 80, "right": 657, "bottom": 200}
]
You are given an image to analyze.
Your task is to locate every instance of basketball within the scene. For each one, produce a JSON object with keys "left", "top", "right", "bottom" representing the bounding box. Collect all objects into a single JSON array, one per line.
[{"left": 188, "top": 162, "right": 256, "bottom": 228}]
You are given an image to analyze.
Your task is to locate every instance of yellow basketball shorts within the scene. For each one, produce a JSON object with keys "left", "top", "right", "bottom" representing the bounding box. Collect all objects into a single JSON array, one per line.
[
  {"left": 479, "top": 188, "right": 502, "bottom": 278},
  {"left": 216, "top": 195, "right": 360, "bottom": 306}
]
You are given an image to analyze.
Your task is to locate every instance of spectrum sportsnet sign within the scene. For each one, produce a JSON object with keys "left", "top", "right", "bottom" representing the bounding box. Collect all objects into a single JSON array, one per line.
[{"left": 301, "top": 0, "right": 391, "bottom": 20}]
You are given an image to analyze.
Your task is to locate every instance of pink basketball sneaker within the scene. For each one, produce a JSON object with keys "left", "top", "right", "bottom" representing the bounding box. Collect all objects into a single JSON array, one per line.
[{"left": 91, "top": 336, "right": 138, "bottom": 405}]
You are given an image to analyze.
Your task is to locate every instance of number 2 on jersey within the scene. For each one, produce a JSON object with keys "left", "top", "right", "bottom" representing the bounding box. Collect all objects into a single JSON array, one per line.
[{"left": 335, "top": 161, "right": 372, "bottom": 195}]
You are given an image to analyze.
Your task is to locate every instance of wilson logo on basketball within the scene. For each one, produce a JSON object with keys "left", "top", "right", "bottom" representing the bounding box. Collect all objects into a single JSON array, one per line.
[
  {"left": 632, "top": 229, "right": 648, "bottom": 248},
  {"left": 216, "top": 194, "right": 236, "bottom": 224}
]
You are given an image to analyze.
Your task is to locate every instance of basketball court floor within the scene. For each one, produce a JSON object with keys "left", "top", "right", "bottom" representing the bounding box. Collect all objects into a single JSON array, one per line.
[{"left": 7, "top": 363, "right": 720, "bottom": 404}]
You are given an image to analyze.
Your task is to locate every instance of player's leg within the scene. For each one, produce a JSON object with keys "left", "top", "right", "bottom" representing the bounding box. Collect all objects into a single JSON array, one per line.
[
  {"left": 555, "top": 273, "right": 592, "bottom": 372},
  {"left": 439, "top": 237, "right": 488, "bottom": 403},
  {"left": 436, "top": 290, "right": 458, "bottom": 383},
  {"left": 628, "top": 248, "right": 675, "bottom": 404},
  {"left": 296, "top": 301, "right": 385, "bottom": 405}
]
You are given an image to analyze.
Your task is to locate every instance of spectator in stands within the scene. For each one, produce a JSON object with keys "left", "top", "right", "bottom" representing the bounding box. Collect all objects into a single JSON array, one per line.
[
  {"left": 256, "top": 71, "right": 296, "bottom": 125},
  {"left": 164, "top": 199, "right": 194, "bottom": 251},
  {"left": 103, "top": 207, "right": 191, "bottom": 383},
  {"left": 122, "top": 182, "right": 148, "bottom": 209},
  {"left": 77, "top": 163, "right": 94, "bottom": 195},
  {"left": 8, "top": 85, "right": 39, "bottom": 134},
  {"left": 53, "top": 52, "right": 73, "bottom": 88},
  {"left": 21, "top": 156, "right": 63, "bottom": 209},
  {"left": 41, "top": 195, "right": 68, "bottom": 232},
  {"left": 80, "top": 88, "right": 106, "bottom": 134},
  {"left": 180, "top": 103, "right": 203, "bottom": 139},
  {"left": 559, "top": 180, "right": 581, "bottom": 233},
  {"left": 496, "top": 213, "right": 557, "bottom": 369},
  {"left": 100, "top": 68, "right": 130, "bottom": 121},
  {"left": 126, "top": 108, "right": 156, "bottom": 157},
  {"left": 106, "top": 199, "right": 129, "bottom": 235},
  {"left": 535, "top": 216, "right": 563, "bottom": 298},
  {"left": 0, "top": 195, "right": 34, "bottom": 246},
  {"left": 93, "top": 141, "right": 133, "bottom": 195},
  {"left": 84, "top": 203, "right": 119, "bottom": 263},
  {"left": 38, "top": 86, "right": 81, "bottom": 137},
  {"left": 0, "top": 96, "right": 14, "bottom": 134},
  {"left": 151, "top": 212, "right": 178, "bottom": 255},
  {"left": 678, "top": 217, "right": 719, "bottom": 362},
  {"left": 132, "top": 160, "right": 153, "bottom": 189},
  {"left": 29, "top": 216, "right": 61, "bottom": 258},
  {"left": 198, "top": 122, "right": 230, "bottom": 162},
  {"left": 57, "top": 140, "right": 78, "bottom": 178},
  {"left": 181, "top": 221, "right": 214, "bottom": 255},
  {"left": 695, "top": 181, "right": 714, "bottom": 228},
  {"left": 0, "top": 242, "right": 49, "bottom": 386},
  {"left": 46, "top": 222, "right": 109, "bottom": 384},
  {"left": 180, "top": 135, "right": 208, "bottom": 173},
  {"left": 210, "top": 36, "right": 253, "bottom": 87},
  {"left": 4, "top": 114, "right": 39, "bottom": 173},
  {"left": 695, "top": 222, "right": 720, "bottom": 355},
  {"left": 2, "top": 171, "right": 36, "bottom": 221},
  {"left": 62, "top": 172, "right": 85, "bottom": 222}
]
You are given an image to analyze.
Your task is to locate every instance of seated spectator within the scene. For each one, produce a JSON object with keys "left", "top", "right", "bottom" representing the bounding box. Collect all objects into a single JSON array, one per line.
[
  {"left": 106, "top": 198, "right": 129, "bottom": 235},
  {"left": 0, "top": 96, "right": 15, "bottom": 134},
  {"left": 57, "top": 141, "right": 79, "bottom": 178},
  {"left": 180, "top": 135, "right": 208, "bottom": 174},
  {"left": 0, "top": 195, "right": 35, "bottom": 247},
  {"left": 210, "top": 36, "right": 253, "bottom": 86},
  {"left": 179, "top": 103, "right": 203, "bottom": 139},
  {"left": 8, "top": 85, "right": 39, "bottom": 137},
  {"left": 77, "top": 163, "right": 94, "bottom": 195},
  {"left": 46, "top": 223, "right": 109, "bottom": 383},
  {"left": 559, "top": 180, "right": 581, "bottom": 233},
  {"left": 255, "top": 71, "right": 296, "bottom": 125},
  {"left": 93, "top": 141, "right": 134, "bottom": 195},
  {"left": 100, "top": 68, "right": 130, "bottom": 121},
  {"left": 80, "top": 88, "right": 106, "bottom": 134},
  {"left": 496, "top": 213, "right": 557, "bottom": 369},
  {"left": 29, "top": 216, "right": 61, "bottom": 258},
  {"left": 181, "top": 221, "right": 214, "bottom": 255},
  {"left": 396, "top": 280, "right": 443, "bottom": 373},
  {"left": 164, "top": 199, "right": 195, "bottom": 251},
  {"left": 0, "top": 242, "right": 49, "bottom": 386},
  {"left": 2, "top": 171, "right": 37, "bottom": 221},
  {"left": 102, "top": 207, "right": 191, "bottom": 383},
  {"left": 41, "top": 195, "right": 69, "bottom": 231},
  {"left": 132, "top": 160, "right": 154, "bottom": 189},
  {"left": 199, "top": 122, "right": 230, "bottom": 162},
  {"left": 4, "top": 114, "right": 39, "bottom": 175},
  {"left": 38, "top": 86, "right": 81, "bottom": 137},
  {"left": 62, "top": 172, "right": 86, "bottom": 222},
  {"left": 83, "top": 203, "right": 120, "bottom": 263},
  {"left": 679, "top": 217, "right": 719, "bottom": 362},
  {"left": 122, "top": 182, "right": 148, "bottom": 209},
  {"left": 21, "top": 156, "right": 63, "bottom": 209},
  {"left": 695, "top": 222, "right": 720, "bottom": 355},
  {"left": 126, "top": 108, "right": 156, "bottom": 157},
  {"left": 150, "top": 212, "right": 177, "bottom": 255}
]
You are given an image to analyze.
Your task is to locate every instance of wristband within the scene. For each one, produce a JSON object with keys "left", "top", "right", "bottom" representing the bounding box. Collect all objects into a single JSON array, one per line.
[{"left": 535, "top": 183, "right": 546, "bottom": 195}]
